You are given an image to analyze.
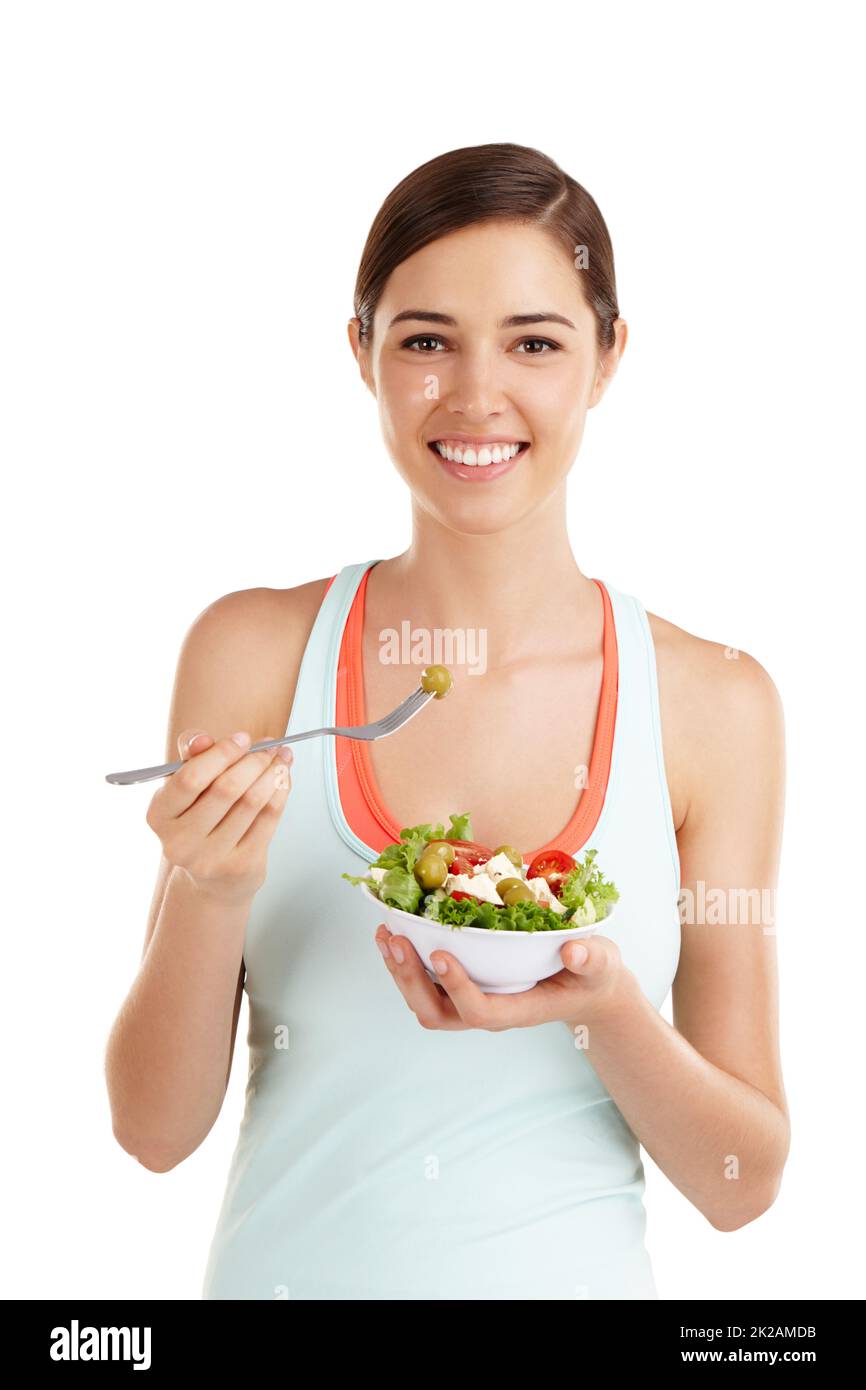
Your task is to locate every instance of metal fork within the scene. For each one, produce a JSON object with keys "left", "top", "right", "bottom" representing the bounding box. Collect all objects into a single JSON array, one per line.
[{"left": 105, "top": 685, "right": 436, "bottom": 785}]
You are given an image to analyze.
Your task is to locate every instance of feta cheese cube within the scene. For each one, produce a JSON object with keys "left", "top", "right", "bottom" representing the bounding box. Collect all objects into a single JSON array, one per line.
[
  {"left": 526, "top": 875, "right": 567, "bottom": 914},
  {"left": 478, "top": 852, "right": 524, "bottom": 883},
  {"left": 444, "top": 872, "right": 503, "bottom": 905}
]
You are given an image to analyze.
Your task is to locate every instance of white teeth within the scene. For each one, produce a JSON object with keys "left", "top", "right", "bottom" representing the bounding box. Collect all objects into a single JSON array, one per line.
[{"left": 433, "top": 441, "right": 524, "bottom": 465}]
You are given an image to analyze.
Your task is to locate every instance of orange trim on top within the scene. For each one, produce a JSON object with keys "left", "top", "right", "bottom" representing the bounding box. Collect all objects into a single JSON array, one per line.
[{"left": 330, "top": 566, "right": 619, "bottom": 859}]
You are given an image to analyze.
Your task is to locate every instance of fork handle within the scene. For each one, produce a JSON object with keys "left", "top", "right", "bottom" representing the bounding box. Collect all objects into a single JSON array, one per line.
[{"left": 104, "top": 729, "right": 332, "bottom": 785}]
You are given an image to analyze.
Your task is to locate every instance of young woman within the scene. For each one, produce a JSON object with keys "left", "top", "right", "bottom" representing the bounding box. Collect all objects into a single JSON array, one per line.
[{"left": 105, "top": 143, "right": 789, "bottom": 1301}]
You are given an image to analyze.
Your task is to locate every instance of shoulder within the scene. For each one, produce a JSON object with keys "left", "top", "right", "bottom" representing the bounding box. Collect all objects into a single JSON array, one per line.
[
  {"left": 646, "top": 607, "right": 783, "bottom": 732},
  {"left": 168, "top": 576, "right": 333, "bottom": 749},
  {"left": 645, "top": 607, "right": 784, "bottom": 830},
  {"left": 189, "top": 577, "right": 332, "bottom": 649}
]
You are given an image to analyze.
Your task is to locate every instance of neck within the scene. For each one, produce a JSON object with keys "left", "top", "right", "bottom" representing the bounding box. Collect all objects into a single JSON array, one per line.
[{"left": 366, "top": 484, "right": 602, "bottom": 666}]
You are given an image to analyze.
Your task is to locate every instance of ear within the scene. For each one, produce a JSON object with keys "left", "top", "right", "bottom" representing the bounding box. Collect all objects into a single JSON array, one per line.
[
  {"left": 588, "top": 317, "right": 628, "bottom": 409},
  {"left": 347, "top": 317, "right": 377, "bottom": 399}
]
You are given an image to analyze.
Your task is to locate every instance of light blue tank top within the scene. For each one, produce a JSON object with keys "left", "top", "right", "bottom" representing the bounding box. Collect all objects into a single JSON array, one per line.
[{"left": 202, "top": 559, "right": 681, "bottom": 1300}]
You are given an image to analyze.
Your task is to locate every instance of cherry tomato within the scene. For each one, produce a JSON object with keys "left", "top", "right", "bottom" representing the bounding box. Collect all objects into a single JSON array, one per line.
[
  {"left": 442, "top": 838, "right": 494, "bottom": 867},
  {"left": 449, "top": 855, "right": 474, "bottom": 876},
  {"left": 526, "top": 849, "right": 576, "bottom": 898}
]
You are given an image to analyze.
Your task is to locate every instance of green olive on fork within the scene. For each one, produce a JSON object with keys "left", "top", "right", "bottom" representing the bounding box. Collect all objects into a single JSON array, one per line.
[{"left": 420, "top": 665, "right": 453, "bottom": 699}]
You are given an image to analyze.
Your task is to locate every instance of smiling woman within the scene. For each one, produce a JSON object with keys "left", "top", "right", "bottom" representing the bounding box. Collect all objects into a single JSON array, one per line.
[{"left": 106, "top": 143, "right": 788, "bottom": 1303}]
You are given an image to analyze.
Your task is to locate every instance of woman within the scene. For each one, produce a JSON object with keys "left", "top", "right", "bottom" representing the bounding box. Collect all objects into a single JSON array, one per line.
[{"left": 105, "top": 143, "right": 789, "bottom": 1301}]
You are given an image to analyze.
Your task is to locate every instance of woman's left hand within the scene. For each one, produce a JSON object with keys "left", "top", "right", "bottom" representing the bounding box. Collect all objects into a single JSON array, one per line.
[{"left": 374, "top": 924, "right": 635, "bottom": 1031}]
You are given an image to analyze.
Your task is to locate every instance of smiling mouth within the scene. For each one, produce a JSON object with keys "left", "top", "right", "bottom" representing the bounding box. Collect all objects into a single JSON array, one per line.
[{"left": 427, "top": 441, "right": 530, "bottom": 467}]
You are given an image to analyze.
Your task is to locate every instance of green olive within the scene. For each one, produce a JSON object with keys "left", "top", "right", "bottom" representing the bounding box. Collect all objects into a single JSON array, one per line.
[
  {"left": 502, "top": 884, "right": 535, "bottom": 906},
  {"left": 414, "top": 851, "right": 448, "bottom": 890},
  {"left": 493, "top": 844, "right": 523, "bottom": 870},
  {"left": 497, "top": 877, "right": 534, "bottom": 905},
  {"left": 420, "top": 665, "right": 453, "bottom": 699},
  {"left": 424, "top": 840, "right": 456, "bottom": 866}
]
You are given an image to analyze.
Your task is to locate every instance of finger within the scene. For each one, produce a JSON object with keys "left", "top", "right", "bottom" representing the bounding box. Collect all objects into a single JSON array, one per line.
[
  {"left": 178, "top": 729, "right": 215, "bottom": 760},
  {"left": 427, "top": 948, "right": 552, "bottom": 1029},
  {"left": 161, "top": 731, "right": 257, "bottom": 818},
  {"left": 233, "top": 752, "right": 294, "bottom": 852},
  {"left": 205, "top": 743, "right": 292, "bottom": 850},
  {"left": 560, "top": 933, "right": 618, "bottom": 980},
  {"left": 177, "top": 741, "right": 283, "bottom": 838},
  {"left": 375, "top": 929, "right": 465, "bottom": 1031}
]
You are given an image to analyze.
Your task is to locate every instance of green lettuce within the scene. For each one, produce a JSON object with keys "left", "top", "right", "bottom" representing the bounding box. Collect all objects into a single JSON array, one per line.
[
  {"left": 343, "top": 818, "right": 619, "bottom": 934},
  {"left": 558, "top": 848, "right": 619, "bottom": 922},
  {"left": 341, "top": 813, "right": 472, "bottom": 914},
  {"left": 378, "top": 867, "right": 423, "bottom": 913},
  {"left": 431, "top": 893, "right": 570, "bottom": 934},
  {"left": 367, "top": 812, "right": 473, "bottom": 876}
]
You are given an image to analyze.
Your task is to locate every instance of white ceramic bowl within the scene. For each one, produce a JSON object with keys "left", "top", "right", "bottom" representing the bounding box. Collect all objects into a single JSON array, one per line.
[{"left": 357, "top": 881, "right": 616, "bottom": 993}]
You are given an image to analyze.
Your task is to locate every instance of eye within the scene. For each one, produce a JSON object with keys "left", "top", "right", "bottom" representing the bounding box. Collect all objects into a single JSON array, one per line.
[
  {"left": 513, "top": 337, "right": 561, "bottom": 355},
  {"left": 400, "top": 334, "right": 448, "bottom": 353}
]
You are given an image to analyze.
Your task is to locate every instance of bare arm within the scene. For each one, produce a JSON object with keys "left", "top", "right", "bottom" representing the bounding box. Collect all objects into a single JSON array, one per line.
[
  {"left": 107, "top": 860, "right": 254, "bottom": 1172},
  {"left": 564, "top": 643, "right": 789, "bottom": 1230},
  {"left": 104, "top": 582, "right": 326, "bottom": 1172}
]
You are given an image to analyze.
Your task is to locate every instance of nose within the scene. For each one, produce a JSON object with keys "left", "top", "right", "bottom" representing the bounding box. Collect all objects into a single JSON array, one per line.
[{"left": 442, "top": 346, "right": 507, "bottom": 420}]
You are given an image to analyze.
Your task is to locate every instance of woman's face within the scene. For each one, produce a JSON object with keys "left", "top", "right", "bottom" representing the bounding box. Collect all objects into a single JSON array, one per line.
[{"left": 349, "top": 219, "right": 626, "bottom": 534}]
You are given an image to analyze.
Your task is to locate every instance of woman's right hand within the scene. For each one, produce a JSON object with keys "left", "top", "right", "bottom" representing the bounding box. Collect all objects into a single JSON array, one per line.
[{"left": 146, "top": 729, "right": 294, "bottom": 904}]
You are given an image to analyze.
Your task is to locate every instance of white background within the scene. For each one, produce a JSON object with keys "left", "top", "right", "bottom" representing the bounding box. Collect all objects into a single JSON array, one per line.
[{"left": 2, "top": 0, "right": 863, "bottom": 1301}]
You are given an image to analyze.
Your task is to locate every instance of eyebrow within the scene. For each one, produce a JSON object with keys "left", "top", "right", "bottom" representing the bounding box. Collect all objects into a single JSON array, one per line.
[{"left": 388, "top": 309, "right": 577, "bottom": 331}]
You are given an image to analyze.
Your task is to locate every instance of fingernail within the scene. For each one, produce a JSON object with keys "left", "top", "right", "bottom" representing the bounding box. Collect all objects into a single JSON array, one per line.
[
  {"left": 277, "top": 745, "right": 293, "bottom": 762},
  {"left": 389, "top": 942, "right": 404, "bottom": 965},
  {"left": 570, "top": 944, "right": 588, "bottom": 966},
  {"left": 375, "top": 937, "right": 390, "bottom": 959},
  {"left": 231, "top": 731, "right": 250, "bottom": 747},
  {"left": 432, "top": 957, "right": 447, "bottom": 975}
]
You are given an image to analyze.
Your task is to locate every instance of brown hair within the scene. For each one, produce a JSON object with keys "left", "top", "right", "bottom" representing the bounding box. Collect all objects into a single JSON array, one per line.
[{"left": 353, "top": 142, "right": 619, "bottom": 353}]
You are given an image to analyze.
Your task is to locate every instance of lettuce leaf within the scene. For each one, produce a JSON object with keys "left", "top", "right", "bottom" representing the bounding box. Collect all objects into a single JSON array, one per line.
[
  {"left": 559, "top": 849, "right": 619, "bottom": 921},
  {"left": 378, "top": 867, "right": 423, "bottom": 914},
  {"left": 370, "top": 813, "right": 473, "bottom": 876},
  {"left": 444, "top": 811, "right": 473, "bottom": 841},
  {"left": 435, "top": 893, "right": 570, "bottom": 933},
  {"left": 341, "top": 871, "right": 378, "bottom": 889}
]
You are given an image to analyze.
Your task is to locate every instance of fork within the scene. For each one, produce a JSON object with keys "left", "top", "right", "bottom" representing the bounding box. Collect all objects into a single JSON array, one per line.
[{"left": 105, "top": 685, "right": 436, "bottom": 785}]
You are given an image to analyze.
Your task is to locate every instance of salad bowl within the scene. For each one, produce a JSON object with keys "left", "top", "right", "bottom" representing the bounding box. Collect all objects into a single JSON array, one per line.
[
  {"left": 344, "top": 814, "right": 620, "bottom": 995},
  {"left": 357, "top": 880, "right": 614, "bottom": 993}
]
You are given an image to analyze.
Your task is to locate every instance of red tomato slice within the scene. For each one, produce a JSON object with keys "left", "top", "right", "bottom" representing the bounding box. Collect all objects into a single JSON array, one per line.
[
  {"left": 450, "top": 889, "right": 485, "bottom": 903},
  {"left": 439, "top": 839, "right": 495, "bottom": 867},
  {"left": 450, "top": 856, "right": 474, "bottom": 877},
  {"left": 526, "top": 850, "right": 576, "bottom": 898}
]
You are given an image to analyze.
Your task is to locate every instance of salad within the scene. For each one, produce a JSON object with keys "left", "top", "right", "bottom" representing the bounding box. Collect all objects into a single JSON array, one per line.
[{"left": 342, "top": 812, "right": 619, "bottom": 933}]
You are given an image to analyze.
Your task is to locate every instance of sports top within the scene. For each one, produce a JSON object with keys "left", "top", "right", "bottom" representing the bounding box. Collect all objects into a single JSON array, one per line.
[{"left": 201, "top": 558, "right": 681, "bottom": 1300}]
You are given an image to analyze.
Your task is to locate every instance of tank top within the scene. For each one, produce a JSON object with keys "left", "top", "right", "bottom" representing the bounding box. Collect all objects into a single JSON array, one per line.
[
  {"left": 331, "top": 565, "right": 620, "bottom": 859},
  {"left": 201, "top": 558, "right": 682, "bottom": 1301}
]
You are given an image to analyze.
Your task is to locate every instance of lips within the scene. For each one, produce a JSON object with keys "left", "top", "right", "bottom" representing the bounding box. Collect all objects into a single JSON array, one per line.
[{"left": 427, "top": 440, "right": 530, "bottom": 483}]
